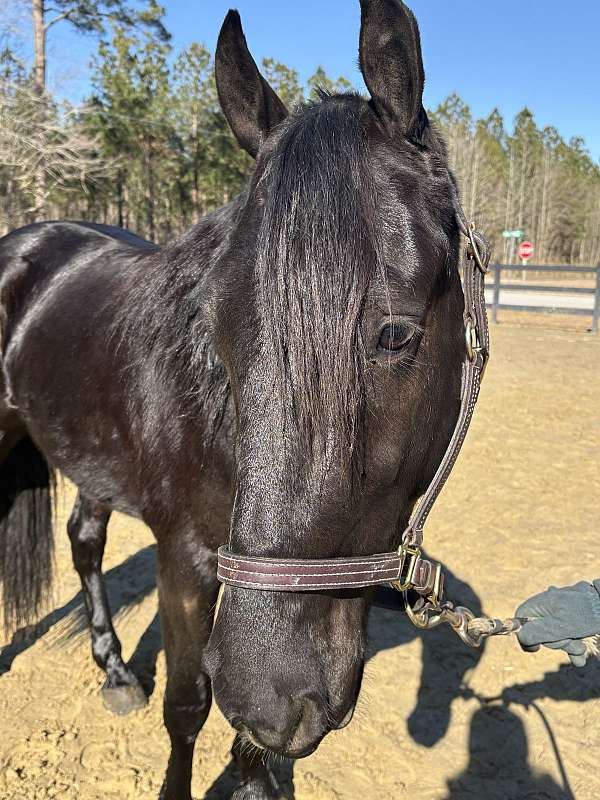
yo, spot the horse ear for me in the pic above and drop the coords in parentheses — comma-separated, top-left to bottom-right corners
(359, 0, 428, 143)
(215, 10, 288, 158)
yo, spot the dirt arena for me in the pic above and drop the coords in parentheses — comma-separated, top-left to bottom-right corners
(1, 320, 599, 800)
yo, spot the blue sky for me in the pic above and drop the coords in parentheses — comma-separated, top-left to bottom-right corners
(38, 0, 600, 162)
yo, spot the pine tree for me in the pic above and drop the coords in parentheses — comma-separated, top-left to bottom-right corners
(3, 12, 599, 264)
(86, 4, 174, 239)
(307, 66, 353, 100)
(29, 0, 168, 215)
(173, 43, 250, 220)
(261, 58, 304, 109)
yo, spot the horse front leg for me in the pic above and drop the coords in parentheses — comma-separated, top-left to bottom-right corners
(67, 491, 146, 714)
(157, 539, 220, 800)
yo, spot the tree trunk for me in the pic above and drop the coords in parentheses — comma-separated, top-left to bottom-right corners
(191, 110, 199, 213)
(468, 134, 479, 221)
(504, 145, 514, 263)
(5, 177, 14, 232)
(145, 139, 155, 241)
(117, 169, 125, 229)
(123, 181, 130, 230)
(32, 0, 46, 94)
(32, 0, 47, 218)
(538, 148, 550, 263)
(517, 142, 528, 231)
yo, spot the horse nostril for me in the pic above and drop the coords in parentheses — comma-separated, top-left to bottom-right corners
(284, 697, 327, 756)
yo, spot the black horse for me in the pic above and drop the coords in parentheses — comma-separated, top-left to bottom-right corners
(0, 1, 469, 797)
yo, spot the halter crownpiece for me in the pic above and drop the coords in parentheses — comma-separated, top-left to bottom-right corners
(217, 202, 520, 648)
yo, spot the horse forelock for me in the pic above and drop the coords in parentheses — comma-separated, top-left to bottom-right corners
(254, 95, 379, 473)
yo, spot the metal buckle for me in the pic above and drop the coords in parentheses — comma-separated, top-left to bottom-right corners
(465, 318, 489, 379)
(391, 544, 421, 592)
(428, 562, 444, 607)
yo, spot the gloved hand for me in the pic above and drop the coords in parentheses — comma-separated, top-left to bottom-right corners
(516, 580, 600, 667)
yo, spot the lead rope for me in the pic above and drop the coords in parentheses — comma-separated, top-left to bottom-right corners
(393, 202, 528, 648)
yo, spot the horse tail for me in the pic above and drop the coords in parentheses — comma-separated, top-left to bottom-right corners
(0, 435, 55, 634)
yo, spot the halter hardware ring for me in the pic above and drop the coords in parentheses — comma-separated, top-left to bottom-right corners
(465, 318, 480, 362)
(467, 223, 489, 274)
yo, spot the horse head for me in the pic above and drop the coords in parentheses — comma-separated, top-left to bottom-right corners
(204, 0, 465, 758)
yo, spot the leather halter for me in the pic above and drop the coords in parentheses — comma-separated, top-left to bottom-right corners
(217, 195, 491, 600)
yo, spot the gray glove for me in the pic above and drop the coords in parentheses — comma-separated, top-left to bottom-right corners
(516, 580, 600, 667)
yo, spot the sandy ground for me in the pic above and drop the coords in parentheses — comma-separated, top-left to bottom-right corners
(1, 321, 599, 800)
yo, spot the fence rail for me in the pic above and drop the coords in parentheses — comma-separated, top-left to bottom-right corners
(487, 263, 600, 333)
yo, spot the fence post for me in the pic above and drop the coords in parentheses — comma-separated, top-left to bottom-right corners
(492, 264, 501, 324)
(592, 264, 600, 334)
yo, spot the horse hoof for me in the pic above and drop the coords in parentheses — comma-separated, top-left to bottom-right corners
(101, 682, 147, 715)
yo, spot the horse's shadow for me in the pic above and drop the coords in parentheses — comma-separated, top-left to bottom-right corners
(202, 759, 296, 800)
(0, 544, 160, 690)
(368, 558, 485, 747)
(3, 544, 599, 800)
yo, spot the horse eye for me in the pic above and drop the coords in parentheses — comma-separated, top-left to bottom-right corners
(378, 322, 414, 352)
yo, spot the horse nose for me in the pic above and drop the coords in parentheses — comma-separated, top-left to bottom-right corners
(244, 695, 327, 758)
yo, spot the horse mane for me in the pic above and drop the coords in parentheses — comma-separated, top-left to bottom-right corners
(110, 199, 244, 452)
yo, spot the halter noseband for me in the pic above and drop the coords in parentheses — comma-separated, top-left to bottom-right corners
(217, 199, 491, 608)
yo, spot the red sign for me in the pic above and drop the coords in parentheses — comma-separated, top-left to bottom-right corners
(518, 241, 534, 261)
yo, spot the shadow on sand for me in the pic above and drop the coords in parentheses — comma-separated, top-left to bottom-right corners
(2, 543, 598, 799)
(368, 558, 486, 748)
(440, 659, 600, 800)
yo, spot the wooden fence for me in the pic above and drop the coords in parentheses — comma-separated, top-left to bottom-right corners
(487, 263, 600, 333)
